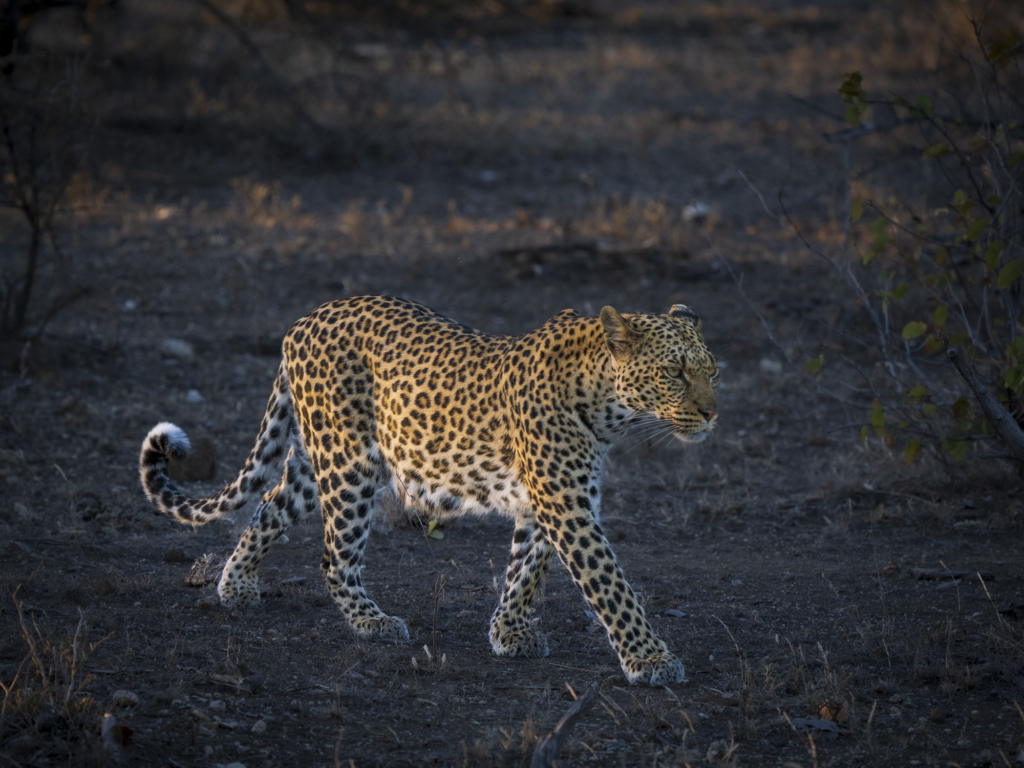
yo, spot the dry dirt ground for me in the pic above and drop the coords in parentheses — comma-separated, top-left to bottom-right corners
(2, 1, 1024, 766)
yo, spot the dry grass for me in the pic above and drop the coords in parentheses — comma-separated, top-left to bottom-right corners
(0, 591, 109, 765)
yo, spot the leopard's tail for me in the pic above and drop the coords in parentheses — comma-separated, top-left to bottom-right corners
(139, 363, 295, 524)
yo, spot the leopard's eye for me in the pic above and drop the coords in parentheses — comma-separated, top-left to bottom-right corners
(665, 365, 688, 383)
(710, 367, 720, 383)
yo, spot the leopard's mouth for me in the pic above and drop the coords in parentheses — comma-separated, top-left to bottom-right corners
(672, 416, 716, 443)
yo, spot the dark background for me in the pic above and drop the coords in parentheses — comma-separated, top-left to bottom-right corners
(1, 1, 1023, 766)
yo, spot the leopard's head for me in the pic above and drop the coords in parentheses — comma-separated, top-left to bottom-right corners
(600, 304, 719, 443)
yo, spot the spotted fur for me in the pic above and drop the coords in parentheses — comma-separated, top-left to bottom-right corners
(139, 296, 719, 685)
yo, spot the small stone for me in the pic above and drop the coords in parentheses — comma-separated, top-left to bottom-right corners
(94, 579, 114, 595)
(225, 763, 247, 768)
(163, 547, 187, 563)
(185, 553, 224, 587)
(759, 358, 784, 375)
(76, 494, 104, 521)
(208, 700, 226, 712)
(682, 201, 709, 222)
(251, 719, 267, 734)
(159, 339, 194, 361)
(194, 595, 221, 609)
(14, 502, 33, 521)
(242, 670, 265, 694)
(110, 690, 140, 708)
(930, 707, 949, 723)
(185, 389, 204, 404)
(706, 739, 731, 763)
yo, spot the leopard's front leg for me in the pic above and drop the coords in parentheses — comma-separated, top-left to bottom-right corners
(543, 510, 684, 685)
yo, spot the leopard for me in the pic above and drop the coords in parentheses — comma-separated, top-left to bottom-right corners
(139, 296, 719, 686)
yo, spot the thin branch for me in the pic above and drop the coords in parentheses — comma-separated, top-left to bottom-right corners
(193, 0, 323, 133)
(735, 168, 783, 226)
(787, 94, 845, 122)
(823, 112, 1023, 144)
(941, 333, 1024, 464)
(710, 238, 860, 408)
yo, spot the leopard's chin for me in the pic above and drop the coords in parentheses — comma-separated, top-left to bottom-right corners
(674, 430, 708, 444)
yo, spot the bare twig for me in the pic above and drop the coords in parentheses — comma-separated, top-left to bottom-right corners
(911, 568, 993, 580)
(193, 0, 323, 133)
(531, 685, 598, 768)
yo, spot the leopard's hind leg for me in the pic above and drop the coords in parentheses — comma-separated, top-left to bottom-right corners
(218, 432, 319, 607)
(315, 453, 407, 642)
(490, 517, 554, 657)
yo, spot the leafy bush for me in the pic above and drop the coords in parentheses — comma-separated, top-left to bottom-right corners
(761, 8, 1024, 466)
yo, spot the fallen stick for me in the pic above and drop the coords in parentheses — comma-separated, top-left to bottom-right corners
(531, 685, 598, 768)
(497, 240, 661, 259)
(911, 568, 993, 581)
(497, 240, 600, 258)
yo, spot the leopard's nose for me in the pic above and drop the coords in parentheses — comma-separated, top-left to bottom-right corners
(699, 408, 718, 422)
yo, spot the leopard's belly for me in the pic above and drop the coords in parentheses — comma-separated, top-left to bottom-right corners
(388, 452, 529, 518)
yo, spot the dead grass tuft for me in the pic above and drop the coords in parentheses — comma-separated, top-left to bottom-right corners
(0, 591, 110, 765)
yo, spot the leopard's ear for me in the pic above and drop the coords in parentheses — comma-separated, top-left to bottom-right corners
(600, 306, 641, 361)
(669, 304, 701, 331)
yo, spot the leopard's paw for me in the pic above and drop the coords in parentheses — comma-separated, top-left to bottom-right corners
(622, 652, 686, 686)
(217, 573, 260, 608)
(490, 626, 550, 658)
(353, 615, 409, 643)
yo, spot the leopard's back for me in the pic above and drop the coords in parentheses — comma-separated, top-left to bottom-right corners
(282, 296, 526, 519)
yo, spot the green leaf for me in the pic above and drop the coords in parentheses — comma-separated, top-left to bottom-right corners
(1011, 150, 1024, 168)
(869, 216, 889, 256)
(966, 217, 990, 242)
(946, 440, 969, 462)
(845, 106, 862, 127)
(924, 333, 944, 355)
(904, 439, 921, 465)
(934, 247, 949, 266)
(860, 425, 869, 443)
(851, 197, 864, 223)
(953, 189, 968, 206)
(923, 142, 949, 158)
(871, 399, 885, 437)
(988, 38, 1019, 62)
(951, 396, 971, 420)
(914, 94, 933, 114)
(985, 241, 1004, 270)
(902, 321, 928, 339)
(893, 283, 910, 300)
(839, 71, 865, 103)
(998, 259, 1024, 289)
(907, 384, 929, 401)
(932, 304, 948, 329)
(804, 354, 824, 375)
(427, 519, 444, 540)
(922, 403, 937, 416)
